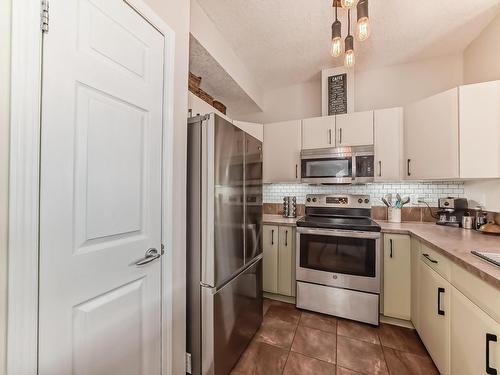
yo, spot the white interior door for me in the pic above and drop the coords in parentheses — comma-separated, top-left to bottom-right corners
(39, 0, 165, 374)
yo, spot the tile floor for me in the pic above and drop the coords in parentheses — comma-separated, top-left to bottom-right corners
(231, 298, 439, 375)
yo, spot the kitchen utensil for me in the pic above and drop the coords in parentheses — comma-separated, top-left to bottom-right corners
(385, 194, 392, 207)
(479, 222, 500, 235)
(400, 196, 410, 206)
(396, 193, 402, 206)
(381, 197, 390, 207)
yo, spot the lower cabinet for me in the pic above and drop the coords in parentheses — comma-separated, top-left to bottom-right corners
(263, 225, 296, 297)
(419, 261, 451, 375)
(451, 286, 500, 375)
(383, 234, 411, 320)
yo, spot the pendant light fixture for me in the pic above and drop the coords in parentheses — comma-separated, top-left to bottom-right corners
(344, 9, 355, 68)
(340, 0, 357, 10)
(329, 0, 370, 67)
(356, 0, 370, 42)
(331, 3, 342, 57)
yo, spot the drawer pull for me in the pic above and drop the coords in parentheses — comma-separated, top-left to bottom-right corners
(437, 287, 445, 316)
(390, 239, 393, 258)
(486, 333, 497, 375)
(285, 230, 288, 247)
(423, 253, 438, 264)
(271, 230, 274, 245)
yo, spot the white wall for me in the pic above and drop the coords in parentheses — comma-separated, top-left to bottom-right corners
(0, 0, 10, 373)
(238, 54, 464, 124)
(463, 12, 500, 212)
(236, 80, 322, 123)
(464, 12, 500, 85)
(141, 1, 190, 374)
(190, 0, 263, 109)
(355, 54, 464, 111)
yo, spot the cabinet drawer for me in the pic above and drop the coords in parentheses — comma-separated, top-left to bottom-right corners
(451, 263, 500, 324)
(421, 243, 451, 281)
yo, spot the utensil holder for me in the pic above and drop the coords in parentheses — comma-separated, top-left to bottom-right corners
(388, 207, 401, 223)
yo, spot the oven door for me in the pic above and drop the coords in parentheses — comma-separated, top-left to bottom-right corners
(296, 227, 381, 294)
(300, 153, 353, 184)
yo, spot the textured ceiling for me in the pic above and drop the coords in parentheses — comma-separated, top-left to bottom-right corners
(189, 35, 261, 116)
(197, 0, 500, 91)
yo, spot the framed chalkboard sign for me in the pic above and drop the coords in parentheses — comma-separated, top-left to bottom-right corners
(321, 67, 354, 116)
(327, 73, 347, 115)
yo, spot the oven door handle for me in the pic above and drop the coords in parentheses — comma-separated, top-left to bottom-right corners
(297, 227, 381, 239)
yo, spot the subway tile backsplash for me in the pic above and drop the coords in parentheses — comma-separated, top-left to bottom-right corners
(263, 181, 465, 206)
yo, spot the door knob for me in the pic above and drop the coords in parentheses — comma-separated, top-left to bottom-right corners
(135, 248, 162, 267)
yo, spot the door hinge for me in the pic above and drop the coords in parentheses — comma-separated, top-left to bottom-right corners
(41, 0, 49, 33)
(185, 352, 192, 374)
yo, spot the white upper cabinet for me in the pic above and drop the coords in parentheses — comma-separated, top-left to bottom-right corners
(233, 120, 264, 142)
(404, 88, 459, 180)
(263, 120, 302, 183)
(459, 80, 500, 179)
(302, 116, 336, 150)
(336, 110, 374, 147)
(374, 107, 404, 181)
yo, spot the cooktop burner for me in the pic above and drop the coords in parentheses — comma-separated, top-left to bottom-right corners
(298, 194, 381, 232)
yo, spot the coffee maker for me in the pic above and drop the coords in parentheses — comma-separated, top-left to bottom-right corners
(436, 197, 468, 227)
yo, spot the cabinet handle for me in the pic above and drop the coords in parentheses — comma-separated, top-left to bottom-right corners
(295, 164, 298, 179)
(271, 230, 274, 245)
(378, 161, 382, 177)
(407, 159, 411, 176)
(328, 129, 332, 145)
(423, 253, 438, 264)
(437, 287, 445, 316)
(285, 230, 288, 247)
(339, 128, 343, 144)
(486, 333, 497, 375)
(389, 239, 393, 258)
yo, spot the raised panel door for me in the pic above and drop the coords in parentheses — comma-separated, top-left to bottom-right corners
(278, 227, 296, 297)
(374, 107, 404, 181)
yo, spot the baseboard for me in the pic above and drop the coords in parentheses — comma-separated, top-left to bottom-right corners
(263, 292, 296, 305)
(380, 314, 415, 329)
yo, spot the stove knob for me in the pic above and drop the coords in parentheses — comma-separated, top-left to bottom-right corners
(312, 198, 317, 203)
(365, 198, 370, 204)
(306, 198, 311, 203)
(358, 198, 363, 204)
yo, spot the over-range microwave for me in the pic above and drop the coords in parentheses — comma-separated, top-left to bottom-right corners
(300, 146, 374, 184)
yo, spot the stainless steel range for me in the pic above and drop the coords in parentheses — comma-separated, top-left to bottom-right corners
(296, 194, 381, 325)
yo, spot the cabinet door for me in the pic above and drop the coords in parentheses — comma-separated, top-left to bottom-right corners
(410, 238, 421, 331)
(302, 116, 335, 150)
(383, 234, 411, 320)
(263, 120, 301, 182)
(419, 262, 451, 375)
(336, 110, 374, 147)
(451, 286, 500, 375)
(262, 225, 279, 293)
(404, 88, 459, 180)
(374, 108, 403, 181)
(277, 227, 296, 297)
(459, 81, 500, 178)
(233, 120, 264, 142)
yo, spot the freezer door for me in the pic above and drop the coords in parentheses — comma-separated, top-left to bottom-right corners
(245, 134, 263, 263)
(211, 115, 246, 286)
(201, 257, 263, 375)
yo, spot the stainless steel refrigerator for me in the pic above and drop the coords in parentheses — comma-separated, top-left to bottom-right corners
(187, 113, 263, 375)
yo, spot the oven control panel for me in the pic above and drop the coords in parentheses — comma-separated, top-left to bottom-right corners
(305, 194, 371, 208)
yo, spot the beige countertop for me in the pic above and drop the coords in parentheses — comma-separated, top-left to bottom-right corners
(262, 214, 500, 289)
(262, 214, 301, 226)
(378, 221, 500, 290)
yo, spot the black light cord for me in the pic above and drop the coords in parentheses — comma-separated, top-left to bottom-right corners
(419, 200, 439, 219)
